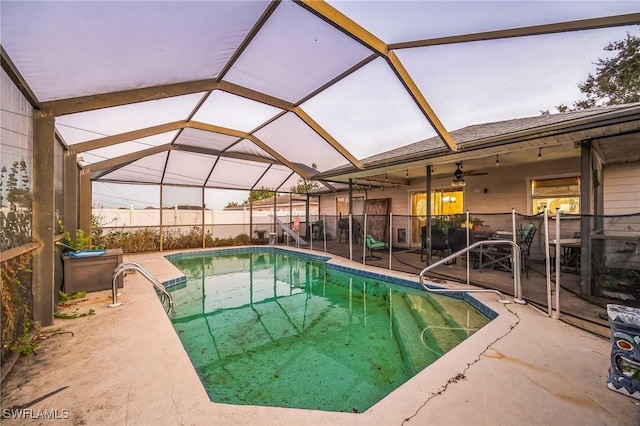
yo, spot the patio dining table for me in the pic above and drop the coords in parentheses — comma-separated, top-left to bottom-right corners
(550, 238, 581, 273)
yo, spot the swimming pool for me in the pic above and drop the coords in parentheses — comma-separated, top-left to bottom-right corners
(166, 247, 494, 413)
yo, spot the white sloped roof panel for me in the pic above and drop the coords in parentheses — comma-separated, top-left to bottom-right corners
(395, 26, 637, 131)
(1, 1, 270, 101)
(302, 58, 435, 159)
(224, 1, 372, 103)
(254, 165, 297, 190)
(56, 93, 204, 145)
(174, 128, 240, 152)
(254, 112, 349, 172)
(330, 0, 640, 44)
(206, 157, 272, 190)
(2, 0, 637, 210)
(191, 90, 283, 132)
(93, 152, 169, 184)
(163, 151, 218, 186)
(226, 139, 275, 161)
(81, 133, 177, 166)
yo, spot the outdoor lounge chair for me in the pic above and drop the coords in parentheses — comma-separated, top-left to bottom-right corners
(364, 235, 388, 260)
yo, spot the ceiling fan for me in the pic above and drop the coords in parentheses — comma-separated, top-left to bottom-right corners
(451, 162, 488, 187)
(451, 162, 466, 187)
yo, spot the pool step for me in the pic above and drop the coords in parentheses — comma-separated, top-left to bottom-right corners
(403, 293, 467, 356)
(387, 291, 441, 376)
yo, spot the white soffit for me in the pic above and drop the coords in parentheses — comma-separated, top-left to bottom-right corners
(396, 26, 637, 131)
(56, 93, 205, 145)
(163, 151, 218, 186)
(191, 90, 283, 132)
(254, 112, 348, 172)
(329, 0, 640, 43)
(224, 1, 372, 103)
(302, 58, 436, 159)
(1, 1, 269, 101)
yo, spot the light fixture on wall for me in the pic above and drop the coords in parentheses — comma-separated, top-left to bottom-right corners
(495, 155, 500, 166)
(451, 162, 466, 187)
(538, 148, 542, 160)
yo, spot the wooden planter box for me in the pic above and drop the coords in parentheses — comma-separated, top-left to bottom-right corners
(62, 248, 124, 294)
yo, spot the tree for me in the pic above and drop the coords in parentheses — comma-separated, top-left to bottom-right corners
(291, 163, 319, 194)
(245, 187, 274, 204)
(557, 31, 640, 112)
(225, 201, 239, 208)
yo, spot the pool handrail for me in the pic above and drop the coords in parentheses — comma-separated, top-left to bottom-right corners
(109, 261, 174, 314)
(419, 240, 525, 305)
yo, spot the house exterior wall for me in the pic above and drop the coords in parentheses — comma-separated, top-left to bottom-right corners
(603, 162, 640, 215)
(317, 157, 584, 247)
(601, 161, 640, 271)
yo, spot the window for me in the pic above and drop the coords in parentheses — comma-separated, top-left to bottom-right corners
(531, 177, 580, 215)
(410, 189, 464, 244)
(336, 196, 348, 215)
(336, 195, 364, 215)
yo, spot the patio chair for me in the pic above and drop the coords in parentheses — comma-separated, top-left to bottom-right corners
(519, 224, 536, 256)
(518, 224, 536, 278)
(421, 226, 448, 262)
(446, 227, 468, 264)
(312, 220, 324, 240)
(337, 218, 349, 242)
(364, 235, 388, 260)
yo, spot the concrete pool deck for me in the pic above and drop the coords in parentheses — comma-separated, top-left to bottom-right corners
(2, 247, 639, 425)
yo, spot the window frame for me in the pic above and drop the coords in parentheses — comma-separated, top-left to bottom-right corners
(528, 174, 580, 215)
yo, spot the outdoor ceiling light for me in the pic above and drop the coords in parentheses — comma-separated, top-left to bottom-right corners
(496, 155, 500, 166)
(538, 148, 542, 159)
(452, 162, 466, 187)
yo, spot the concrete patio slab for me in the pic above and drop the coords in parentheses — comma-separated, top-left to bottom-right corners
(1, 248, 639, 425)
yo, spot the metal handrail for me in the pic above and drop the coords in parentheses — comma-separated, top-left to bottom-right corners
(419, 240, 526, 304)
(109, 261, 174, 314)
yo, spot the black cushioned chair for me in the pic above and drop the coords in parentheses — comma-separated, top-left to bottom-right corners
(447, 227, 468, 264)
(421, 226, 448, 262)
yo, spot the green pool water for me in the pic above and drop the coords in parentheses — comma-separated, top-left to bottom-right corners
(168, 249, 490, 413)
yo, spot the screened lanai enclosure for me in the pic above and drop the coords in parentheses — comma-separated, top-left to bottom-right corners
(1, 0, 640, 335)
